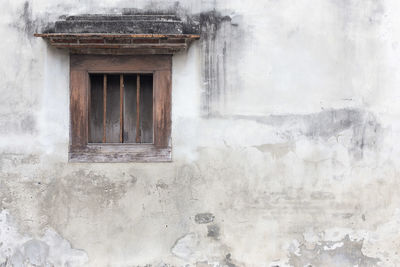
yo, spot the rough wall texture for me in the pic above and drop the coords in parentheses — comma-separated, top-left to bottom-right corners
(1, 0, 400, 266)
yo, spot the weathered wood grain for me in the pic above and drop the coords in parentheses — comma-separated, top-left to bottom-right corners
(89, 74, 103, 143)
(105, 75, 120, 143)
(154, 69, 172, 147)
(140, 74, 153, 143)
(103, 74, 107, 143)
(69, 54, 172, 162)
(70, 55, 171, 71)
(136, 74, 141, 143)
(70, 70, 88, 148)
(120, 74, 124, 143)
(69, 48, 179, 55)
(35, 33, 200, 39)
(123, 74, 137, 143)
(51, 43, 187, 50)
(69, 144, 171, 163)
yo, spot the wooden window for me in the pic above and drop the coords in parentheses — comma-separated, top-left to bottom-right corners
(69, 55, 172, 162)
(88, 73, 153, 144)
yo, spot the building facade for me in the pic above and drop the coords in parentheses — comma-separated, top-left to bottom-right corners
(0, 0, 399, 266)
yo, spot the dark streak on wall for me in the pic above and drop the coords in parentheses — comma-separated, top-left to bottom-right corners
(11, 1, 55, 39)
(200, 11, 233, 116)
(228, 108, 383, 160)
(28, 2, 243, 116)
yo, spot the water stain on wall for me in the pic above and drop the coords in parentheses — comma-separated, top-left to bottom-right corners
(26, 0, 244, 117)
(12, 2, 35, 37)
(41, 170, 136, 230)
(200, 11, 234, 116)
(233, 108, 383, 160)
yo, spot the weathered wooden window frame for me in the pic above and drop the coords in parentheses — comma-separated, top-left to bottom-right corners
(69, 54, 172, 162)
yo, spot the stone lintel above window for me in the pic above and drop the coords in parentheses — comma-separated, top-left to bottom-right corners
(34, 14, 200, 55)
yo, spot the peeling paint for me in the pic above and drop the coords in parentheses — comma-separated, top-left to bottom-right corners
(195, 213, 215, 224)
(171, 233, 198, 260)
(0, 210, 88, 266)
(288, 235, 379, 267)
(207, 224, 220, 239)
(1, 0, 400, 266)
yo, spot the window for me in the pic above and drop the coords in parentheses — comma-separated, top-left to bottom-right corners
(88, 73, 153, 144)
(69, 55, 172, 162)
(34, 14, 200, 162)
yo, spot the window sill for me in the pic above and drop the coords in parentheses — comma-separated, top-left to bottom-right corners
(69, 144, 171, 163)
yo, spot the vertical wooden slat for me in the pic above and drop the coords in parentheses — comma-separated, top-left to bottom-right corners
(120, 74, 124, 143)
(88, 74, 91, 142)
(103, 74, 107, 143)
(70, 70, 88, 148)
(139, 75, 153, 143)
(122, 75, 137, 143)
(154, 70, 172, 147)
(136, 74, 141, 143)
(88, 75, 104, 143)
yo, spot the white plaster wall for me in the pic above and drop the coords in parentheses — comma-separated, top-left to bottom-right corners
(1, 0, 400, 266)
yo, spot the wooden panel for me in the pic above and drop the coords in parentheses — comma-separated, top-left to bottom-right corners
(103, 74, 107, 143)
(37, 33, 200, 55)
(78, 38, 104, 44)
(69, 144, 171, 163)
(140, 74, 153, 143)
(136, 75, 141, 143)
(69, 48, 178, 55)
(89, 74, 103, 143)
(51, 43, 187, 50)
(120, 75, 124, 143)
(70, 55, 171, 72)
(35, 33, 200, 39)
(70, 70, 88, 148)
(50, 38, 78, 43)
(69, 54, 172, 162)
(154, 69, 172, 147)
(123, 75, 137, 143)
(105, 75, 121, 143)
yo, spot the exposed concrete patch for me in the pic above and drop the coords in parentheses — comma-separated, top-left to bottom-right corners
(172, 164, 204, 215)
(275, 209, 400, 267)
(0, 181, 13, 208)
(22, 239, 49, 266)
(207, 224, 220, 239)
(170, 230, 234, 265)
(195, 213, 215, 224)
(253, 142, 294, 158)
(0, 210, 88, 266)
(0, 153, 40, 169)
(41, 170, 135, 230)
(224, 253, 238, 267)
(288, 235, 379, 267)
(156, 180, 169, 190)
(310, 191, 335, 200)
(171, 233, 199, 261)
